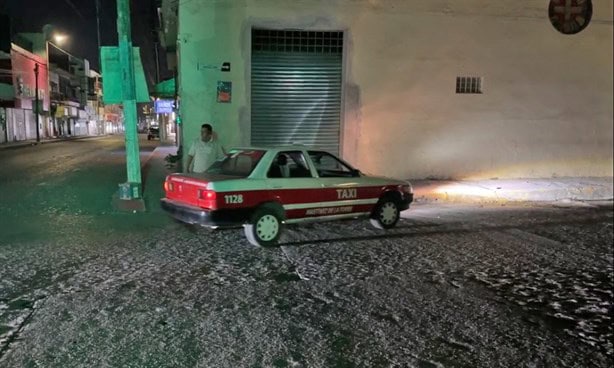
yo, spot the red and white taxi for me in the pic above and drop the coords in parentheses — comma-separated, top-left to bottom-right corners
(161, 146, 413, 246)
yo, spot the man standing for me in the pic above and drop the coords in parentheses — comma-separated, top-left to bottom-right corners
(186, 123, 226, 173)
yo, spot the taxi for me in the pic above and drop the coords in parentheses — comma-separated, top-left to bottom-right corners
(160, 146, 413, 246)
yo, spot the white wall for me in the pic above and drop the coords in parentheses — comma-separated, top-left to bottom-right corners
(178, 0, 613, 179)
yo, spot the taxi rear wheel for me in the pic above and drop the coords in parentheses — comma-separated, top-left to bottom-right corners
(370, 197, 400, 230)
(244, 206, 283, 247)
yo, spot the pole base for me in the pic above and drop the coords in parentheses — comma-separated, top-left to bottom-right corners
(118, 182, 142, 199)
(112, 182, 146, 212)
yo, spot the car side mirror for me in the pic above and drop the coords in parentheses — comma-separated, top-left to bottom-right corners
(351, 169, 361, 177)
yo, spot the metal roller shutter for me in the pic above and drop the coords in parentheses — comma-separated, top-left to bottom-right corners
(251, 30, 343, 155)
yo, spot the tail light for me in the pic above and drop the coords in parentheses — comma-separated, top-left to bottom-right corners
(164, 181, 174, 192)
(198, 189, 217, 209)
(198, 189, 216, 200)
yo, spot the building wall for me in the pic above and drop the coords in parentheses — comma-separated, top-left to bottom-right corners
(3, 108, 45, 142)
(10, 44, 50, 112)
(178, 0, 613, 179)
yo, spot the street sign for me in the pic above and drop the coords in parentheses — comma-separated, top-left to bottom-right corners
(100, 46, 150, 104)
(155, 99, 175, 113)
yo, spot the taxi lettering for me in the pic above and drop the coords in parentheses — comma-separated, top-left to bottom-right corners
(336, 188, 357, 199)
(306, 206, 353, 216)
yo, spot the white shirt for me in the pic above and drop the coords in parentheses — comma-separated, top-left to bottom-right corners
(188, 138, 225, 173)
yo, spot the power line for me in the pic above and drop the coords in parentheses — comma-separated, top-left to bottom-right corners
(62, 0, 86, 21)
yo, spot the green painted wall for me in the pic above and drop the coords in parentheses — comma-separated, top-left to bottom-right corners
(178, 2, 248, 171)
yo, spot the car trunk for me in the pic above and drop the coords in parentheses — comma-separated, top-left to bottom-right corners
(164, 173, 239, 209)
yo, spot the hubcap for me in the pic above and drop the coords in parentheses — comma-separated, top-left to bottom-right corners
(256, 214, 279, 241)
(380, 202, 398, 225)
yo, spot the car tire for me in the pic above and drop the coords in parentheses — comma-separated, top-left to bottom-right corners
(244, 205, 283, 247)
(370, 197, 401, 230)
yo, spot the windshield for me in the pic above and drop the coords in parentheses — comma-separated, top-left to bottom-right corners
(205, 150, 266, 177)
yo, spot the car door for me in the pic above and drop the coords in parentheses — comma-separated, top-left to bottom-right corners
(307, 151, 380, 217)
(265, 150, 323, 220)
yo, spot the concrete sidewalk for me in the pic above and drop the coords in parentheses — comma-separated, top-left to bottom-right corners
(411, 177, 613, 204)
(141, 145, 180, 212)
(142, 145, 613, 205)
(0, 135, 110, 150)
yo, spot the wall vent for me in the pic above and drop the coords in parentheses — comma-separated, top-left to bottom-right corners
(252, 29, 343, 54)
(456, 76, 482, 94)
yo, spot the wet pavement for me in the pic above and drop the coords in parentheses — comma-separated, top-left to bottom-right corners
(0, 136, 612, 367)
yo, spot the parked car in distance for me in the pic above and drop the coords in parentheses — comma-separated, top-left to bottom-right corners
(160, 145, 413, 246)
(147, 127, 160, 140)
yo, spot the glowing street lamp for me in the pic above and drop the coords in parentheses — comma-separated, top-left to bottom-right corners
(53, 34, 68, 45)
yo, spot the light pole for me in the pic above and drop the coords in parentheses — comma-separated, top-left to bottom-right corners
(43, 28, 69, 138)
(117, 0, 142, 199)
(96, 0, 102, 64)
(34, 63, 40, 143)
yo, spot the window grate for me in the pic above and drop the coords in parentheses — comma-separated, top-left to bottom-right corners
(252, 29, 343, 54)
(456, 76, 483, 94)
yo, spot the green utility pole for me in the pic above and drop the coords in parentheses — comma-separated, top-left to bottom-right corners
(116, 0, 142, 199)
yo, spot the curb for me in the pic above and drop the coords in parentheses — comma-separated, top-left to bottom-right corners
(411, 178, 614, 205)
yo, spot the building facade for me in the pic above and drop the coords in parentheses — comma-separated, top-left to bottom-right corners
(0, 43, 48, 143)
(0, 26, 108, 143)
(47, 41, 91, 138)
(87, 69, 106, 136)
(170, 0, 613, 179)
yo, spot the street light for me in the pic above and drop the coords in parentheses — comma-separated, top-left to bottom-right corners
(53, 34, 68, 45)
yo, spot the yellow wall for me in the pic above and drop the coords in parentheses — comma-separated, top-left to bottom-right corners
(178, 0, 613, 179)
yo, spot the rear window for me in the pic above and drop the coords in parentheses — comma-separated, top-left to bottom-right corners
(205, 150, 265, 177)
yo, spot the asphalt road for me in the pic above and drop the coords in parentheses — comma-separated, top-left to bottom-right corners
(0, 136, 612, 368)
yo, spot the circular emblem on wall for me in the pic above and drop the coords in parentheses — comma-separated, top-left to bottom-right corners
(549, 0, 593, 35)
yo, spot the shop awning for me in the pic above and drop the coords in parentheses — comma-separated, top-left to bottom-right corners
(153, 78, 175, 99)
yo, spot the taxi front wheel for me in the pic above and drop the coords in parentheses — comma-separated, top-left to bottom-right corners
(370, 198, 400, 230)
(244, 206, 283, 247)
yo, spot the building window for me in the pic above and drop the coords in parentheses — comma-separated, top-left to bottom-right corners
(456, 76, 482, 94)
(548, 0, 592, 35)
(252, 29, 343, 54)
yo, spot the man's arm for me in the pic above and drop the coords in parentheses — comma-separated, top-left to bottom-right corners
(186, 154, 194, 173)
(212, 131, 226, 156)
(186, 141, 196, 173)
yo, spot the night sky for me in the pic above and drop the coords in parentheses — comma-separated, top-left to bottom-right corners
(1, 0, 167, 86)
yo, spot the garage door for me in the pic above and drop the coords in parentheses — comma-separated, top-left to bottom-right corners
(251, 29, 343, 155)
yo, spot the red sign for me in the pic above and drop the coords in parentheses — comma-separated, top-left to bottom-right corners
(11, 44, 49, 111)
(105, 113, 119, 123)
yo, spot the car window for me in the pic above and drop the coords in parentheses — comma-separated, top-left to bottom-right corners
(308, 151, 356, 178)
(268, 151, 313, 178)
(206, 150, 265, 177)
